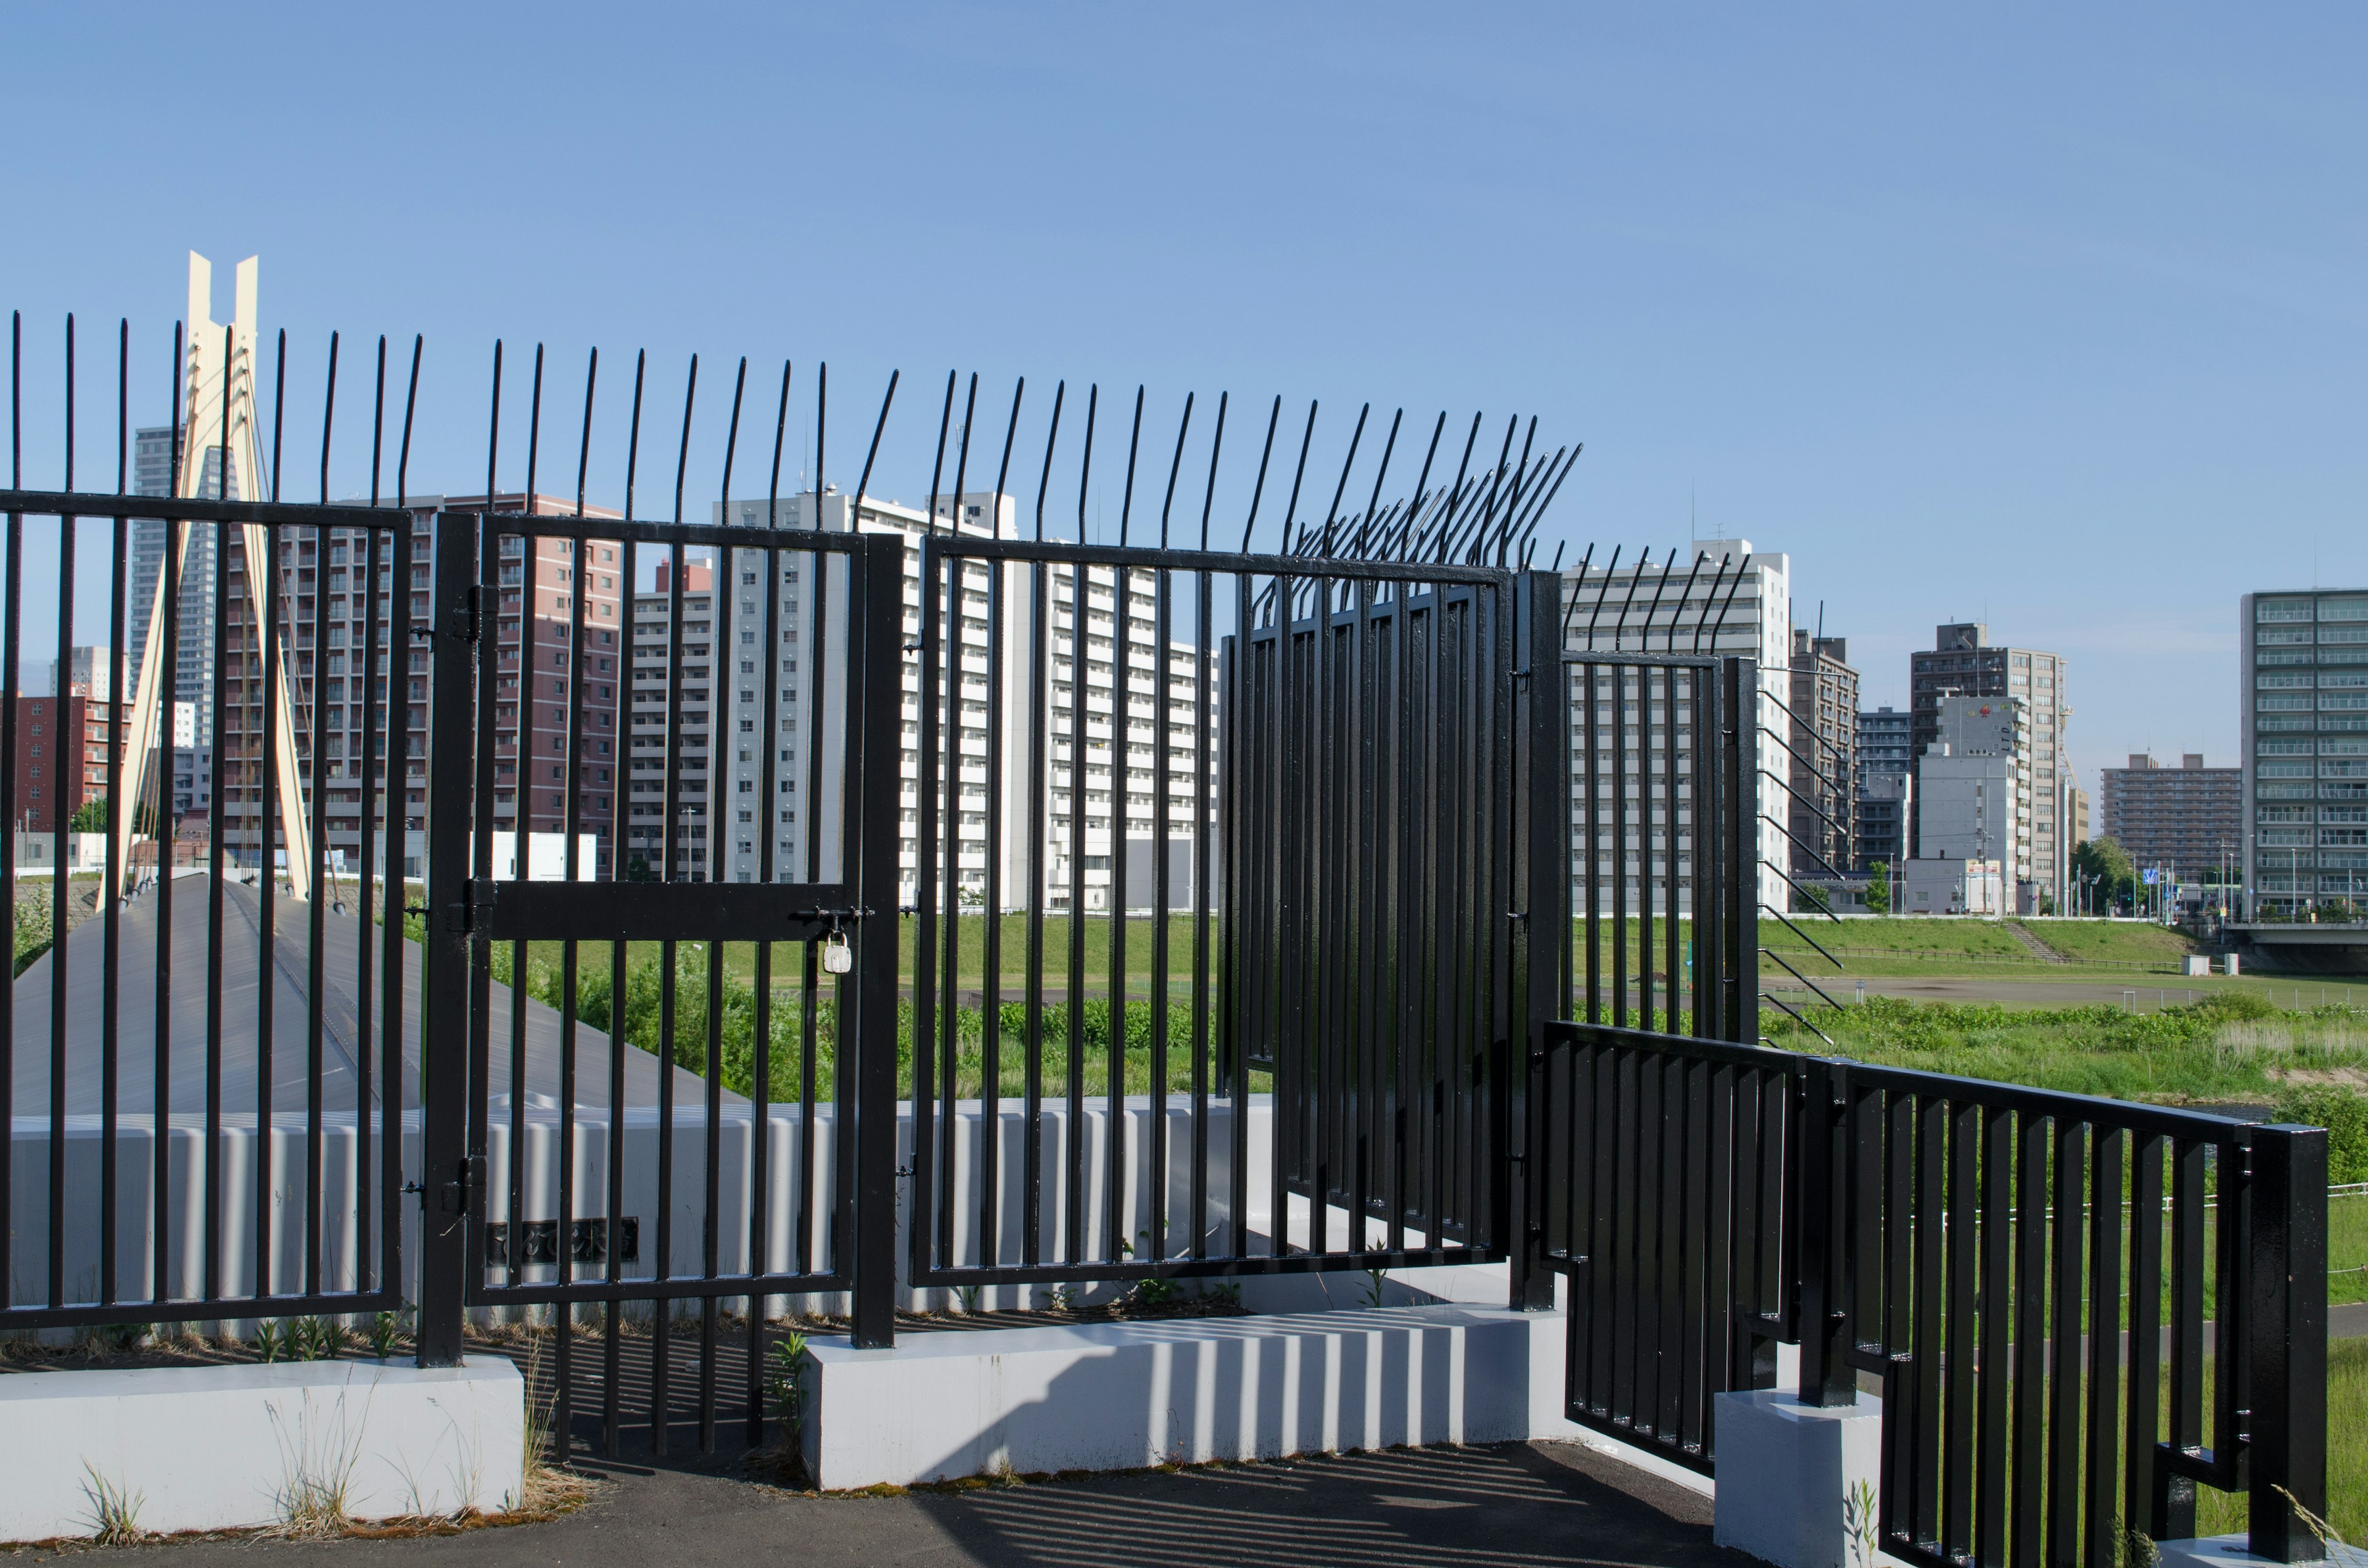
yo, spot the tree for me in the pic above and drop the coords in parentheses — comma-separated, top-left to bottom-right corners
(69, 798, 107, 833)
(2071, 837, 2136, 913)
(1864, 863, 1891, 914)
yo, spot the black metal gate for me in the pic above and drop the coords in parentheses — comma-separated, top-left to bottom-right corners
(418, 508, 905, 1451)
(903, 532, 1566, 1300)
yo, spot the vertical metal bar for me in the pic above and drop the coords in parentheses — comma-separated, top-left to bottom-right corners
(2084, 1125, 2124, 1568)
(1272, 571, 1296, 1257)
(1239, 597, 1262, 1246)
(1637, 662, 1655, 1032)
(1663, 669, 1680, 1028)
(1728, 658, 1759, 1045)
(605, 506, 637, 1456)
(1107, 551, 1132, 1267)
(1022, 546, 1049, 1270)
(2247, 1123, 2328, 1564)
(849, 534, 906, 1348)
(353, 507, 380, 1302)
(1151, 564, 1172, 1260)
(1584, 660, 1600, 1022)
(101, 321, 128, 1308)
(1611, 659, 1627, 1027)
(2046, 1118, 2084, 1568)
(2124, 1131, 2164, 1558)
(48, 316, 77, 1311)
(0, 312, 17, 1318)
(416, 511, 479, 1365)
(306, 404, 332, 1306)
(2156, 1136, 2206, 1541)
(972, 382, 1021, 1282)
(254, 511, 281, 1301)
(741, 357, 784, 1448)
(150, 322, 183, 1313)
(1510, 569, 1561, 1308)
(2012, 1110, 2047, 1568)
(1910, 1096, 1946, 1553)
(1796, 1056, 1851, 1405)
(1976, 1106, 2013, 1564)
(204, 326, 232, 1305)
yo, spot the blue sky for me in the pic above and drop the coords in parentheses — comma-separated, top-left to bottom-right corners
(3, 4, 2362, 792)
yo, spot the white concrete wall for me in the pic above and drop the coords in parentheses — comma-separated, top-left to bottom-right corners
(0, 1356, 523, 1541)
(804, 1303, 1565, 1489)
(11, 1096, 1515, 1321)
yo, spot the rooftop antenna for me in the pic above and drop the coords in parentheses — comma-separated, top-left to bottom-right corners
(1817, 599, 1824, 640)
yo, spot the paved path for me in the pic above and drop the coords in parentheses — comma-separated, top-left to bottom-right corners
(55, 1442, 1745, 1568)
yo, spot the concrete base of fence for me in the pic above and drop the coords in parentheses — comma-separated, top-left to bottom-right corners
(0, 1357, 524, 1542)
(802, 1303, 1580, 1490)
(2158, 1537, 2367, 1568)
(1709, 1387, 1883, 1568)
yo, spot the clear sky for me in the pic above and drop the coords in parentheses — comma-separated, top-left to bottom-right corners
(3, 4, 2362, 795)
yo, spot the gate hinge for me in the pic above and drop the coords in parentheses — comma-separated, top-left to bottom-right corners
(437, 1154, 486, 1219)
(448, 585, 484, 643)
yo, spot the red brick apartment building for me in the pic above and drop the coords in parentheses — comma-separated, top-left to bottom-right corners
(10, 687, 127, 830)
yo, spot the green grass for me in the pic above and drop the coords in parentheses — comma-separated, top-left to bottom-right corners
(2017, 920, 2200, 965)
(2191, 1334, 2366, 1543)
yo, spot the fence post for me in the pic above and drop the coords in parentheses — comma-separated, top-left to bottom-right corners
(2247, 1123, 2328, 1564)
(850, 534, 906, 1350)
(415, 511, 480, 1368)
(1795, 1056, 1854, 1406)
(1722, 657, 1760, 1045)
(1508, 569, 1564, 1312)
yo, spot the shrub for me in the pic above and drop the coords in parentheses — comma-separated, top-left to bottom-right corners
(2272, 1084, 2368, 1186)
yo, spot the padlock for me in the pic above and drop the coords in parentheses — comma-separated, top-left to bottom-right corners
(821, 929, 853, 975)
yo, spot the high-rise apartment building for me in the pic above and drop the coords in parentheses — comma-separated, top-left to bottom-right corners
(1858, 705, 1912, 776)
(1787, 630, 1857, 892)
(1562, 545, 1794, 915)
(704, 490, 1217, 908)
(191, 495, 623, 878)
(129, 425, 228, 747)
(2241, 589, 2368, 914)
(1908, 623, 2070, 912)
(1855, 705, 1912, 874)
(2097, 754, 2241, 882)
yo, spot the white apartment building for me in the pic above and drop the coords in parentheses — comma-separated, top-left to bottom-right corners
(1560, 544, 1794, 916)
(705, 490, 1216, 908)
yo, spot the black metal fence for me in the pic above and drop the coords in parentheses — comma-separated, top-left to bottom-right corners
(1534, 1018, 2334, 1564)
(1798, 1057, 2329, 1567)
(2, 316, 419, 1336)
(0, 309, 2333, 1553)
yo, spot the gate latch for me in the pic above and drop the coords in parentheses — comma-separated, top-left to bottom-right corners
(437, 1154, 486, 1219)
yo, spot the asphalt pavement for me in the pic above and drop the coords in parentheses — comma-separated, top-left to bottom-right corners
(23, 1441, 1746, 1568)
